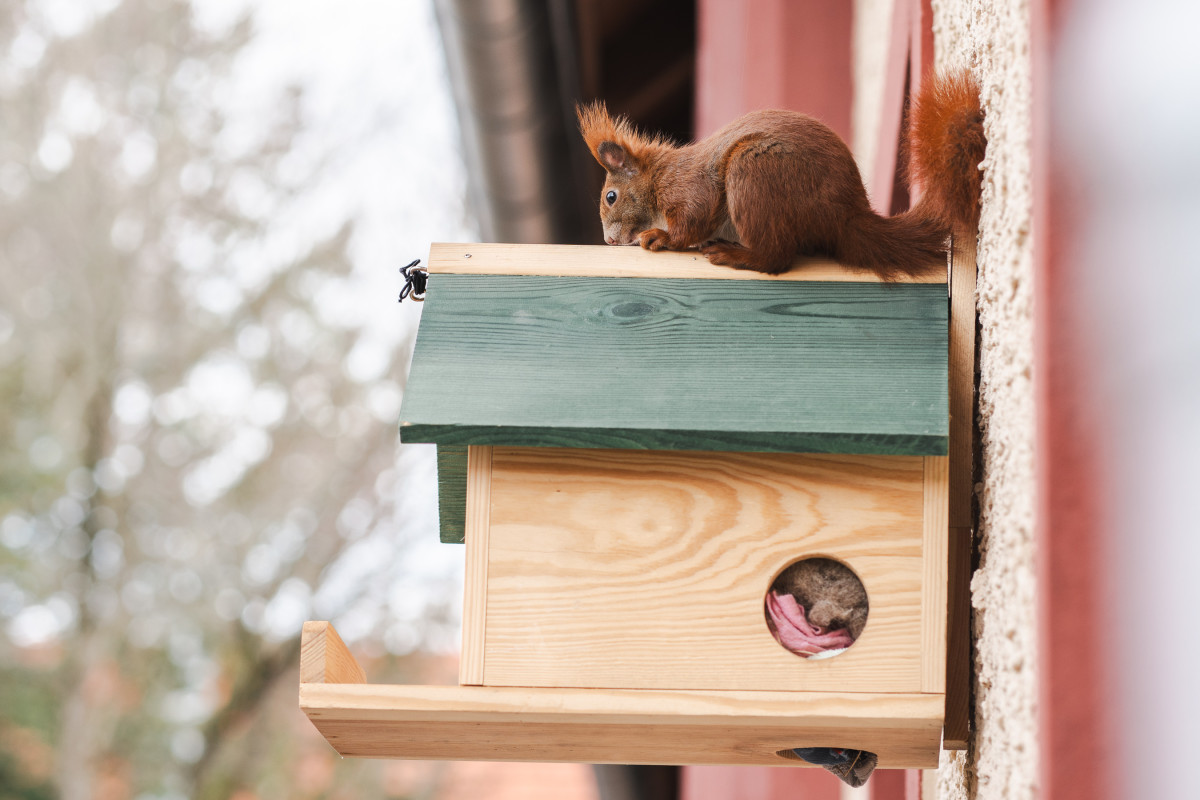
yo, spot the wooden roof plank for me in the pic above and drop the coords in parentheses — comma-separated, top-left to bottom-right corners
(400, 270, 948, 455)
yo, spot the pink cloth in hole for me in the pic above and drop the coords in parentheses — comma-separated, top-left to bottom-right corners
(766, 591, 856, 657)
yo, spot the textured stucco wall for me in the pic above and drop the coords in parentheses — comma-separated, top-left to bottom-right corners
(852, 1, 1039, 797)
(930, 1, 1038, 799)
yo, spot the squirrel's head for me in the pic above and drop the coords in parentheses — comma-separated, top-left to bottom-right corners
(577, 102, 666, 245)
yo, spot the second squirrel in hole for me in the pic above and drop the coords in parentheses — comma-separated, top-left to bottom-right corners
(577, 71, 985, 278)
(774, 558, 869, 642)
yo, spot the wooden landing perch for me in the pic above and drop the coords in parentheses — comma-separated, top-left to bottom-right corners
(299, 622, 943, 767)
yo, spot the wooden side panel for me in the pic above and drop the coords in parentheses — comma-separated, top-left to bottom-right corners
(459, 446, 492, 686)
(920, 456, 949, 694)
(479, 447, 927, 693)
(949, 233, 978, 528)
(400, 275, 949, 455)
(300, 622, 366, 685)
(436, 445, 468, 544)
(427, 242, 945, 283)
(300, 683, 944, 768)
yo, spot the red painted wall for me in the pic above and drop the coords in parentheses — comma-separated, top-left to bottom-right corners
(681, 765, 841, 800)
(695, 0, 852, 138)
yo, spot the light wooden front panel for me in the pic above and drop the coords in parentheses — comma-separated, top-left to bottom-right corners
(469, 447, 928, 693)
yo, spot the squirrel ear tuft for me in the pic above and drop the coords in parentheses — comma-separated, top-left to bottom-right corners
(597, 141, 634, 175)
(578, 101, 642, 175)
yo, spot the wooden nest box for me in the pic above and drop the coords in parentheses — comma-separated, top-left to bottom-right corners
(301, 242, 973, 768)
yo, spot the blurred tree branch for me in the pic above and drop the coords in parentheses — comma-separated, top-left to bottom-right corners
(0, 2, 462, 798)
(189, 633, 300, 796)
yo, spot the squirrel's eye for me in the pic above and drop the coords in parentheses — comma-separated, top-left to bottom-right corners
(605, 190, 617, 206)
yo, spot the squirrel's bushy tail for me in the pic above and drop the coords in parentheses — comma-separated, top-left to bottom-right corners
(837, 211, 949, 278)
(838, 71, 986, 277)
(906, 70, 987, 237)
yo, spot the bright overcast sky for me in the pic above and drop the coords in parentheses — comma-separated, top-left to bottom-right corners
(196, 0, 475, 649)
(199, 0, 475, 335)
(21, 0, 474, 650)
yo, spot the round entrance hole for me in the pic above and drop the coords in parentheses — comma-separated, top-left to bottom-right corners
(764, 557, 868, 659)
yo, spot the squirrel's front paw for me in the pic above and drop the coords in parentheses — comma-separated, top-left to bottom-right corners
(638, 228, 671, 251)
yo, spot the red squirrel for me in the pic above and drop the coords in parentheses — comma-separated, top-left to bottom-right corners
(577, 72, 985, 277)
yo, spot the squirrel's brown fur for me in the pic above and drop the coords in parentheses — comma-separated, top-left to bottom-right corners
(774, 558, 869, 641)
(578, 71, 985, 277)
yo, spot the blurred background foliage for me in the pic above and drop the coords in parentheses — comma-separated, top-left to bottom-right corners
(0, 0, 475, 797)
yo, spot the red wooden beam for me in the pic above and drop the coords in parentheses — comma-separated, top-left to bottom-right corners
(695, 0, 851, 139)
(1032, 0, 1116, 799)
(869, 0, 912, 214)
(910, 0, 935, 97)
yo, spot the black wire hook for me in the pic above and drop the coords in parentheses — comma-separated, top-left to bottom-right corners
(398, 259, 428, 302)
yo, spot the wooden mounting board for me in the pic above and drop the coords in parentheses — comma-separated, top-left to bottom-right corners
(943, 232, 979, 749)
(299, 622, 944, 768)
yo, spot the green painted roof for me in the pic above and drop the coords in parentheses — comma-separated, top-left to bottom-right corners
(399, 273, 948, 456)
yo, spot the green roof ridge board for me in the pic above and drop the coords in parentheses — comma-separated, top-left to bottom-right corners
(401, 273, 948, 452)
